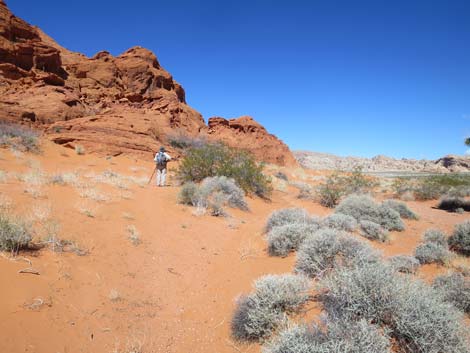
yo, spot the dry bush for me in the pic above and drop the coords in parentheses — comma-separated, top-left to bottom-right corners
(0, 212, 32, 254)
(414, 242, 451, 265)
(382, 199, 419, 219)
(265, 208, 319, 233)
(433, 272, 470, 314)
(359, 220, 389, 242)
(0, 122, 40, 153)
(448, 220, 470, 255)
(423, 229, 447, 246)
(267, 223, 320, 257)
(127, 225, 141, 246)
(322, 213, 357, 232)
(437, 196, 470, 213)
(388, 255, 420, 274)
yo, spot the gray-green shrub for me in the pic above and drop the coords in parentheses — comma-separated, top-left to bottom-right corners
(295, 228, 380, 278)
(267, 223, 320, 257)
(177, 182, 199, 205)
(322, 213, 357, 232)
(423, 229, 447, 247)
(433, 272, 470, 314)
(0, 212, 32, 253)
(335, 194, 404, 231)
(448, 220, 470, 255)
(359, 220, 389, 242)
(382, 199, 418, 220)
(414, 242, 451, 265)
(388, 255, 420, 274)
(0, 122, 40, 152)
(265, 208, 318, 233)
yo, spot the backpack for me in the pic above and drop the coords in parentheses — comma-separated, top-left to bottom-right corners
(156, 152, 167, 167)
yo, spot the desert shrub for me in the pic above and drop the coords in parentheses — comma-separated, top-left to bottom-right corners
(264, 319, 391, 353)
(274, 171, 288, 181)
(267, 223, 320, 257)
(423, 229, 447, 246)
(414, 242, 451, 265)
(290, 181, 313, 200)
(316, 167, 377, 208)
(448, 220, 470, 255)
(322, 213, 357, 232)
(177, 143, 272, 198)
(0, 122, 39, 152)
(231, 274, 310, 342)
(265, 208, 319, 233)
(199, 176, 249, 215)
(382, 199, 419, 219)
(391, 177, 416, 197)
(0, 212, 32, 253)
(433, 272, 470, 314)
(177, 182, 199, 205)
(414, 180, 443, 200)
(74, 145, 85, 155)
(388, 255, 420, 274)
(437, 196, 470, 212)
(319, 263, 470, 353)
(359, 220, 389, 242)
(335, 194, 404, 231)
(167, 131, 206, 150)
(295, 228, 380, 278)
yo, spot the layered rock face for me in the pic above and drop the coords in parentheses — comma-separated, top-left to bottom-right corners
(0, 0, 296, 164)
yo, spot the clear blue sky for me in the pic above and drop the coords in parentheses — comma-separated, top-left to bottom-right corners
(8, 0, 470, 159)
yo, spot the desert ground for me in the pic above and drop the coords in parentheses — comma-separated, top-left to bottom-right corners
(1, 140, 469, 353)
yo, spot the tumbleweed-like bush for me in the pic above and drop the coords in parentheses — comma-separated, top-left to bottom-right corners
(433, 272, 470, 314)
(382, 199, 419, 219)
(448, 220, 470, 255)
(0, 212, 32, 253)
(359, 220, 389, 242)
(295, 228, 380, 278)
(423, 229, 447, 247)
(388, 255, 420, 274)
(265, 208, 319, 233)
(177, 182, 199, 205)
(414, 242, 451, 265)
(322, 213, 357, 232)
(335, 194, 405, 231)
(267, 223, 320, 257)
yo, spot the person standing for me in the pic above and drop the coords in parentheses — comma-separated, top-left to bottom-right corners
(154, 146, 171, 187)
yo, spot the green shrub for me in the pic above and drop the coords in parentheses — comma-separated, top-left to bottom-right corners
(267, 223, 319, 257)
(448, 220, 470, 255)
(264, 319, 392, 353)
(414, 242, 451, 265)
(433, 272, 470, 314)
(335, 194, 404, 231)
(177, 143, 272, 198)
(0, 122, 40, 152)
(0, 212, 32, 253)
(388, 255, 420, 274)
(265, 208, 319, 233)
(295, 228, 380, 278)
(322, 213, 357, 232)
(359, 220, 389, 242)
(231, 274, 310, 342)
(382, 199, 419, 219)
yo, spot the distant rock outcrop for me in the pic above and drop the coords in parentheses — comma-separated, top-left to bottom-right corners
(0, 0, 295, 165)
(294, 151, 470, 173)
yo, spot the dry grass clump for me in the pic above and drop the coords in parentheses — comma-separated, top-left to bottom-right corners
(0, 122, 40, 153)
(335, 194, 405, 231)
(448, 220, 470, 255)
(290, 181, 314, 200)
(322, 213, 357, 232)
(231, 274, 310, 342)
(126, 225, 141, 246)
(0, 212, 33, 254)
(264, 318, 391, 353)
(359, 220, 389, 242)
(178, 176, 248, 216)
(295, 228, 380, 278)
(382, 199, 419, 219)
(433, 272, 470, 314)
(265, 208, 319, 233)
(267, 223, 320, 257)
(388, 255, 420, 274)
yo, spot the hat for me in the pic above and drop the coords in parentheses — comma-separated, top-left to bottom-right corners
(159, 146, 165, 152)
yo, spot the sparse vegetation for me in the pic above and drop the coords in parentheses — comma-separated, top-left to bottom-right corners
(335, 194, 405, 231)
(448, 220, 470, 255)
(177, 182, 199, 205)
(0, 121, 40, 153)
(231, 274, 310, 342)
(127, 225, 141, 246)
(322, 213, 357, 232)
(433, 272, 470, 314)
(295, 228, 380, 278)
(414, 241, 451, 265)
(167, 130, 206, 150)
(265, 208, 319, 233)
(267, 223, 319, 257)
(359, 220, 389, 242)
(177, 143, 272, 198)
(388, 255, 420, 274)
(438, 196, 470, 212)
(423, 229, 447, 246)
(0, 212, 32, 253)
(75, 145, 85, 155)
(382, 199, 418, 219)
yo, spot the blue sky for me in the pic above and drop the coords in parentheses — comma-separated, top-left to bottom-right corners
(8, 0, 470, 159)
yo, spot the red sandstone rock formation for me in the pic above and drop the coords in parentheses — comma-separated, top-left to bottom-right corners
(0, 0, 296, 165)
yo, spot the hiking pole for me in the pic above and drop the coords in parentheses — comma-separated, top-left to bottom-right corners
(148, 166, 157, 185)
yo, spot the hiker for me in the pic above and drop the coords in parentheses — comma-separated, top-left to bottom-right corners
(154, 146, 171, 187)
